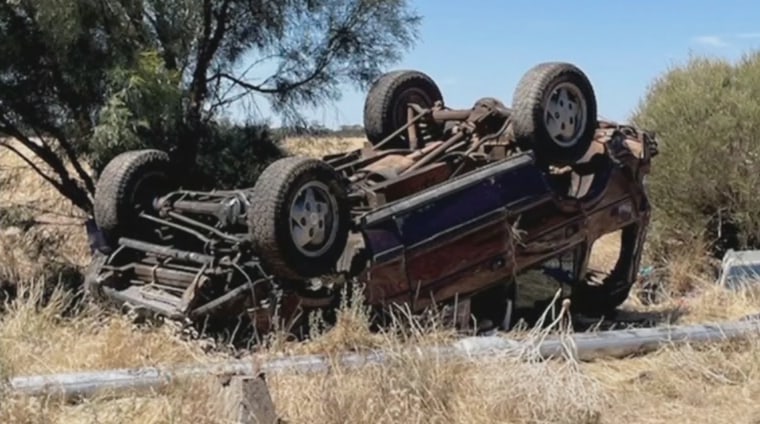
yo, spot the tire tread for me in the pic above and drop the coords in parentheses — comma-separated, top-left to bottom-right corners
(511, 62, 597, 165)
(93, 149, 171, 247)
(248, 157, 349, 280)
(363, 70, 443, 148)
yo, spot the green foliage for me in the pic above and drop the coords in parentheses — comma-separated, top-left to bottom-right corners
(632, 52, 760, 257)
(0, 0, 420, 213)
(90, 51, 184, 174)
(0, 0, 148, 210)
(193, 122, 288, 190)
(89, 51, 288, 187)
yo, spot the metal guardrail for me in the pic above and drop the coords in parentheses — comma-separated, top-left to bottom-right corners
(7, 315, 760, 401)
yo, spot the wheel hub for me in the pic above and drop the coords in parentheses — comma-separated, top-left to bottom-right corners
(130, 171, 169, 214)
(543, 82, 587, 148)
(289, 181, 338, 257)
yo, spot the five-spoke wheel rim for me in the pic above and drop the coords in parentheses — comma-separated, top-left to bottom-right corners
(288, 181, 340, 258)
(543, 82, 587, 148)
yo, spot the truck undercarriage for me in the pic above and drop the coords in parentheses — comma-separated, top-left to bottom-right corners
(85, 61, 658, 338)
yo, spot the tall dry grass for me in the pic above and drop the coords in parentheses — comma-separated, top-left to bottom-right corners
(0, 141, 91, 291)
(0, 279, 610, 424)
(2, 135, 760, 423)
(3, 271, 760, 423)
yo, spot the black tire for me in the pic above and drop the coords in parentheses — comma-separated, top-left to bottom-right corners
(511, 62, 598, 166)
(363, 70, 444, 149)
(248, 157, 351, 280)
(93, 149, 174, 250)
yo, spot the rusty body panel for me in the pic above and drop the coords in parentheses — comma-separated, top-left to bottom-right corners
(85, 62, 658, 337)
(356, 125, 654, 317)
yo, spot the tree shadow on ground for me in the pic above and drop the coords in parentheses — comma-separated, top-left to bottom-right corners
(0, 264, 87, 318)
(508, 293, 688, 333)
(570, 307, 688, 332)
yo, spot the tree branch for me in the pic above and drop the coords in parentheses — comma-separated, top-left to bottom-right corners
(179, 0, 233, 161)
(144, 2, 179, 71)
(0, 118, 92, 213)
(207, 90, 253, 114)
(214, 55, 331, 95)
(207, 53, 279, 99)
(0, 139, 65, 194)
(31, 121, 96, 195)
(210, 24, 343, 99)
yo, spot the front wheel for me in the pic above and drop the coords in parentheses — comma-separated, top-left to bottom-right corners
(248, 157, 351, 280)
(511, 62, 598, 166)
(93, 149, 175, 251)
(363, 69, 445, 149)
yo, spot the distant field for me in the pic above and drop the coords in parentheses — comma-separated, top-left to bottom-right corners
(280, 135, 367, 157)
(2, 136, 760, 423)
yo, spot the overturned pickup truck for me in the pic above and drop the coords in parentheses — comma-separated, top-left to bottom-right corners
(85, 62, 658, 336)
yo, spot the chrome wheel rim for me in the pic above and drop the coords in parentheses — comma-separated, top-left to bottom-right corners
(288, 181, 339, 258)
(543, 82, 587, 148)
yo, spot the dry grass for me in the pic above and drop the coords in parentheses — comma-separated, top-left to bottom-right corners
(3, 276, 760, 424)
(279, 135, 366, 158)
(0, 140, 91, 287)
(3, 136, 760, 423)
(0, 280, 236, 423)
(0, 282, 610, 424)
(268, 352, 608, 424)
(586, 337, 760, 424)
(588, 231, 622, 273)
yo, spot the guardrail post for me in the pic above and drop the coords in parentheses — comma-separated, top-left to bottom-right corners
(209, 372, 278, 424)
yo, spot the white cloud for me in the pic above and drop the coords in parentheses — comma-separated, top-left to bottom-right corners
(693, 35, 730, 47)
(736, 32, 760, 39)
(691, 32, 760, 47)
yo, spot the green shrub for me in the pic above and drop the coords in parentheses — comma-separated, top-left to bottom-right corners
(89, 51, 184, 175)
(192, 121, 288, 190)
(632, 52, 760, 258)
(89, 51, 287, 190)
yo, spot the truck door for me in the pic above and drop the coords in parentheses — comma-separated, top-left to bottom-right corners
(396, 154, 553, 311)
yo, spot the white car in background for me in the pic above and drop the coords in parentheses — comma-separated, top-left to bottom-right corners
(717, 249, 760, 290)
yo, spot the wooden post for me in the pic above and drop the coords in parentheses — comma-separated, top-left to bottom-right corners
(208, 372, 278, 424)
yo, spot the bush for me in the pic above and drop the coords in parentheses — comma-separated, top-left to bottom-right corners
(90, 51, 287, 190)
(89, 51, 185, 175)
(632, 52, 760, 259)
(192, 121, 288, 190)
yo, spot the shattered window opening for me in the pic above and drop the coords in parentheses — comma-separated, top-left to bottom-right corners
(513, 246, 581, 323)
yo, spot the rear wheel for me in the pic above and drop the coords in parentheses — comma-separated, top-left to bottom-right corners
(363, 70, 444, 149)
(511, 62, 598, 166)
(248, 157, 351, 280)
(93, 149, 174, 252)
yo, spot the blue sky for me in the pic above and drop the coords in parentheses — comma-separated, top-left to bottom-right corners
(234, 0, 760, 128)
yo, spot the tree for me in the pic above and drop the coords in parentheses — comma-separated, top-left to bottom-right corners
(0, 0, 421, 214)
(632, 52, 760, 258)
